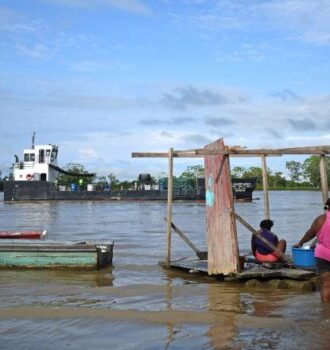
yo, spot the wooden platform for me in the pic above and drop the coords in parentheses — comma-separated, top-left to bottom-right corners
(167, 257, 315, 281)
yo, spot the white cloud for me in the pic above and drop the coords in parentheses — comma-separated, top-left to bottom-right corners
(41, 0, 152, 15)
(171, 0, 330, 45)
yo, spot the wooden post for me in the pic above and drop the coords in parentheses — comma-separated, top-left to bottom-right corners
(320, 155, 329, 204)
(261, 155, 270, 219)
(166, 148, 174, 268)
(204, 138, 239, 275)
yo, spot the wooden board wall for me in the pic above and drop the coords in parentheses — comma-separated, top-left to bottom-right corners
(204, 138, 240, 275)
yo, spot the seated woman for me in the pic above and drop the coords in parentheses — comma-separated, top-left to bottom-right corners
(252, 219, 287, 263)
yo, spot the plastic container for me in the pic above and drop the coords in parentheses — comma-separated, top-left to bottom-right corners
(87, 184, 94, 191)
(70, 183, 78, 192)
(292, 247, 315, 268)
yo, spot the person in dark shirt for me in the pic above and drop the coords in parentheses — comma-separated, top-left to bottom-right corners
(251, 219, 287, 263)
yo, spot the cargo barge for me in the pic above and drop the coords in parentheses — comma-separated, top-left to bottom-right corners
(3, 138, 256, 202)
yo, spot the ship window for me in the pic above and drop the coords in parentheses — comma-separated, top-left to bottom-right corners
(51, 149, 58, 161)
(30, 153, 35, 161)
(39, 149, 45, 163)
(40, 173, 47, 181)
(24, 153, 29, 161)
(46, 149, 51, 157)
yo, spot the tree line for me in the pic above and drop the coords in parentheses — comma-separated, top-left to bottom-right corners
(231, 156, 330, 189)
(55, 155, 330, 191)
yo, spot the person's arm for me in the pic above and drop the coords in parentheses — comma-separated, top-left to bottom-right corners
(293, 214, 326, 248)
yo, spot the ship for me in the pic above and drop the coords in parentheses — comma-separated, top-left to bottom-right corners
(4, 136, 256, 202)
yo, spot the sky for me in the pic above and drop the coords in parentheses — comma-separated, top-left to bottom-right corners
(0, 0, 330, 180)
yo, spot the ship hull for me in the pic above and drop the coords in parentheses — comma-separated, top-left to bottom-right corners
(4, 179, 255, 202)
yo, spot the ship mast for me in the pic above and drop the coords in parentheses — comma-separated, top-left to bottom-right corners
(32, 132, 35, 149)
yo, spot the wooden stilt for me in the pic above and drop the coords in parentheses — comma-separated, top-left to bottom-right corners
(166, 148, 174, 268)
(320, 155, 329, 204)
(261, 155, 270, 219)
(164, 219, 206, 260)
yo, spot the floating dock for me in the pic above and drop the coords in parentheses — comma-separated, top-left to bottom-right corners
(167, 257, 315, 282)
(133, 138, 329, 286)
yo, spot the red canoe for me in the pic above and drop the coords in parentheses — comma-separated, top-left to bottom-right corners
(0, 230, 47, 239)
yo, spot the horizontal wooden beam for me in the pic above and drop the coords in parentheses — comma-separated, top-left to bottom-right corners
(132, 145, 330, 158)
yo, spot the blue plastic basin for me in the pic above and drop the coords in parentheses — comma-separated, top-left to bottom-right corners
(292, 247, 315, 268)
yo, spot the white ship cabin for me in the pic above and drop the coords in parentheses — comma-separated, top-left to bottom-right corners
(13, 144, 59, 182)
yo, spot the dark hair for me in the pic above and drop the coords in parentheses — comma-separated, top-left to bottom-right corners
(260, 219, 274, 230)
(324, 198, 330, 211)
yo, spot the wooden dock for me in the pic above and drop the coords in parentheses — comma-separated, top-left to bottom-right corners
(167, 257, 315, 282)
(133, 138, 328, 284)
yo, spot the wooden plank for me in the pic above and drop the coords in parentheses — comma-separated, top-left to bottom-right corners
(204, 138, 239, 275)
(132, 145, 330, 158)
(166, 148, 174, 268)
(197, 146, 330, 156)
(132, 151, 200, 158)
(320, 155, 329, 204)
(168, 257, 314, 281)
(261, 155, 270, 219)
(166, 220, 206, 259)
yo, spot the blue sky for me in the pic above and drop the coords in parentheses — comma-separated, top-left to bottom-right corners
(1, 0, 330, 179)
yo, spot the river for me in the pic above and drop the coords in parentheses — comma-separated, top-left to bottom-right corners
(0, 191, 329, 349)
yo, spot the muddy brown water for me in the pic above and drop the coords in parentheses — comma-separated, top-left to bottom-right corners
(0, 191, 330, 349)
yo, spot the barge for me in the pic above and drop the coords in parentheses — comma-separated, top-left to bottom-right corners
(3, 137, 256, 202)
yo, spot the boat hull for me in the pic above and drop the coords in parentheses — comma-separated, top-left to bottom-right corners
(0, 242, 113, 269)
(0, 230, 47, 239)
(4, 180, 256, 201)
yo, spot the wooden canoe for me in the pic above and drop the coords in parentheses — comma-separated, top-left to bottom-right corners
(0, 241, 114, 269)
(0, 230, 47, 239)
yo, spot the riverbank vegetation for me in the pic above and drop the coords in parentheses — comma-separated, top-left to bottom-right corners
(54, 155, 329, 191)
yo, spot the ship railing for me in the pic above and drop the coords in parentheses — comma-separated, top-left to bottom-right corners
(13, 162, 35, 169)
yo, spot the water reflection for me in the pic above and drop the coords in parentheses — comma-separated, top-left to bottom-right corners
(207, 283, 241, 349)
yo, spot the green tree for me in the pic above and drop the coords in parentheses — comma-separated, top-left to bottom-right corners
(56, 163, 94, 188)
(231, 166, 246, 178)
(302, 155, 330, 187)
(242, 166, 268, 185)
(107, 173, 119, 188)
(107, 173, 119, 186)
(268, 171, 287, 188)
(286, 161, 302, 183)
(180, 165, 205, 178)
(94, 176, 107, 190)
(179, 165, 204, 190)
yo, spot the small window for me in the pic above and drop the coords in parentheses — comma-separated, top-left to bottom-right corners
(46, 149, 51, 157)
(51, 149, 58, 161)
(39, 149, 45, 163)
(24, 154, 29, 162)
(30, 153, 35, 161)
